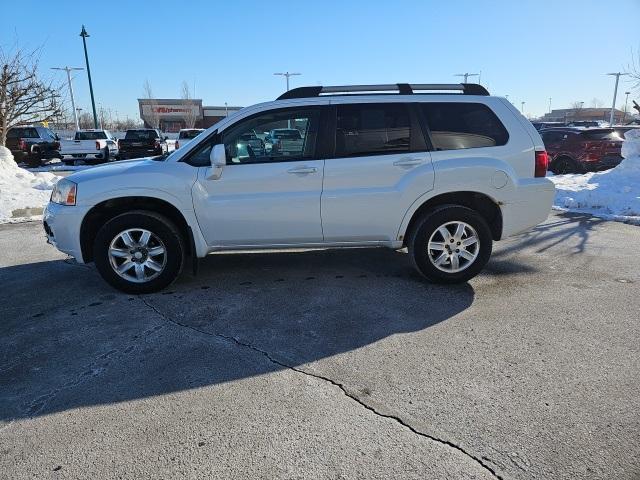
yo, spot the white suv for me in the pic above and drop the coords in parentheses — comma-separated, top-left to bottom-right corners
(44, 83, 554, 293)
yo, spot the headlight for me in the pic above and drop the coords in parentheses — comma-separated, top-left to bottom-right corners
(51, 179, 77, 206)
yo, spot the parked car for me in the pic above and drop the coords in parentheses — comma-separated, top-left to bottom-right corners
(235, 131, 266, 160)
(175, 129, 205, 150)
(117, 129, 169, 160)
(540, 127, 624, 174)
(264, 128, 303, 155)
(59, 129, 119, 165)
(6, 126, 61, 167)
(43, 83, 554, 293)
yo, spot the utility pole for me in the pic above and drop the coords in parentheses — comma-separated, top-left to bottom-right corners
(623, 91, 631, 124)
(51, 66, 84, 130)
(274, 72, 301, 91)
(606, 72, 628, 126)
(80, 25, 98, 129)
(548, 97, 552, 114)
(454, 73, 479, 84)
(521, 101, 526, 115)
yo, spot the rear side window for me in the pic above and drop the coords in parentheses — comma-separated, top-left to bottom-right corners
(420, 103, 508, 151)
(335, 103, 410, 157)
(581, 130, 622, 141)
(8, 127, 39, 139)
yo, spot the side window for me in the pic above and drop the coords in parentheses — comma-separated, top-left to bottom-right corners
(335, 103, 410, 157)
(420, 103, 509, 151)
(222, 108, 320, 164)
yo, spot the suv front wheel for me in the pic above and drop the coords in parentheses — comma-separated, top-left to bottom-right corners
(93, 211, 185, 293)
(408, 205, 492, 284)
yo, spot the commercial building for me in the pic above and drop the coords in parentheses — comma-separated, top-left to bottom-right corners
(138, 99, 242, 132)
(539, 107, 628, 124)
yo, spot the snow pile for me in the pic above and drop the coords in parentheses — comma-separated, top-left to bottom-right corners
(0, 146, 59, 223)
(550, 129, 640, 224)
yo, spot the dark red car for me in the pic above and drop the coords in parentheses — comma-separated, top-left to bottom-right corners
(540, 127, 625, 174)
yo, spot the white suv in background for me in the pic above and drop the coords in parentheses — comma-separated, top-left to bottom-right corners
(44, 83, 554, 293)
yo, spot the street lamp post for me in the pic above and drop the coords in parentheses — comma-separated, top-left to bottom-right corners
(548, 97, 552, 114)
(80, 25, 98, 129)
(521, 101, 525, 115)
(51, 67, 83, 130)
(454, 73, 479, 84)
(274, 72, 301, 91)
(623, 91, 631, 124)
(606, 72, 629, 126)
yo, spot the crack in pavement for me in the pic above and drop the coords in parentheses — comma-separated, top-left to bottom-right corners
(139, 295, 503, 480)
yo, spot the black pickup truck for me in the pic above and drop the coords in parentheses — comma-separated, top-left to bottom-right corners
(118, 129, 169, 160)
(6, 126, 61, 166)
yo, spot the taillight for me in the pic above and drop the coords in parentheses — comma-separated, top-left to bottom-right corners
(175, 141, 179, 149)
(581, 141, 601, 151)
(154, 140, 160, 148)
(18, 139, 27, 151)
(535, 150, 548, 177)
(96, 141, 100, 150)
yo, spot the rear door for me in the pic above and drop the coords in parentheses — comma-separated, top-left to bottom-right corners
(321, 102, 433, 243)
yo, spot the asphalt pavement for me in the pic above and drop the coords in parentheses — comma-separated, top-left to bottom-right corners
(0, 212, 638, 479)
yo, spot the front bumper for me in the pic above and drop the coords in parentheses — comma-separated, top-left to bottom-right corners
(500, 178, 556, 238)
(43, 202, 91, 262)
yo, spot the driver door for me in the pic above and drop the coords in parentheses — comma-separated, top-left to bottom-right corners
(192, 105, 325, 247)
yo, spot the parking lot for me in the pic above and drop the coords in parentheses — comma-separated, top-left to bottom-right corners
(0, 212, 638, 479)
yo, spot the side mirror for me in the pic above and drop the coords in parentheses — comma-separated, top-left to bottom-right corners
(208, 144, 226, 179)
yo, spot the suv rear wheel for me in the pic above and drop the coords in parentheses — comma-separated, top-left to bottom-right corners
(408, 205, 492, 283)
(93, 211, 185, 293)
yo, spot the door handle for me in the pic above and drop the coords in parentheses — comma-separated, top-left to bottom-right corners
(393, 158, 424, 167)
(287, 166, 317, 174)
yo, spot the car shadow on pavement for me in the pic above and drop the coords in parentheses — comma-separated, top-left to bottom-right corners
(0, 247, 489, 422)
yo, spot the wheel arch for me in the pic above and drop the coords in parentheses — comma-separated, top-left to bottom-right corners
(401, 191, 503, 246)
(80, 196, 192, 263)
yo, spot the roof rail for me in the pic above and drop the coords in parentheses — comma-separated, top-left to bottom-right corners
(277, 83, 489, 100)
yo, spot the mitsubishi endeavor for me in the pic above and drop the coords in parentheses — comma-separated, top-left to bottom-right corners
(43, 83, 555, 293)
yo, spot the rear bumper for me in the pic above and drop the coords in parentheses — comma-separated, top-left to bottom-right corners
(119, 148, 162, 159)
(43, 202, 90, 262)
(500, 178, 555, 238)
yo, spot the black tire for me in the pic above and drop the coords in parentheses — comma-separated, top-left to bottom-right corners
(408, 205, 492, 284)
(93, 211, 185, 294)
(551, 156, 580, 174)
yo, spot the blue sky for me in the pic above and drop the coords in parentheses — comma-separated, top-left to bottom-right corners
(2, 0, 639, 120)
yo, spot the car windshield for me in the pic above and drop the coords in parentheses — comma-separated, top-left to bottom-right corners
(581, 130, 622, 141)
(76, 131, 107, 140)
(272, 129, 301, 139)
(125, 130, 158, 140)
(179, 130, 203, 139)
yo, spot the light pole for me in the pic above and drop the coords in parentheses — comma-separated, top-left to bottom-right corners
(454, 73, 479, 84)
(521, 101, 525, 114)
(274, 72, 301, 91)
(623, 91, 631, 124)
(80, 25, 98, 129)
(606, 72, 629, 126)
(548, 97, 552, 114)
(51, 67, 83, 130)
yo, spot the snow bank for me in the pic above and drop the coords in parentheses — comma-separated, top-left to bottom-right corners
(550, 129, 640, 225)
(0, 146, 59, 223)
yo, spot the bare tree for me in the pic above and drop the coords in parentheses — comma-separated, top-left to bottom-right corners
(78, 111, 93, 129)
(590, 98, 604, 108)
(570, 101, 584, 110)
(142, 79, 159, 129)
(180, 80, 197, 128)
(0, 47, 63, 145)
(627, 47, 640, 90)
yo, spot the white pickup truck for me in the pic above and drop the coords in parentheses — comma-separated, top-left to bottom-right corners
(60, 130, 119, 164)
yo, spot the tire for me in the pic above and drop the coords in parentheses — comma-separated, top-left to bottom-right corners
(408, 205, 492, 284)
(93, 211, 185, 294)
(551, 156, 580, 174)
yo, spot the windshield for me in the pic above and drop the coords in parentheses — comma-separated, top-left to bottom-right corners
(179, 130, 203, 139)
(76, 131, 107, 140)
(125, 130, 159, 140)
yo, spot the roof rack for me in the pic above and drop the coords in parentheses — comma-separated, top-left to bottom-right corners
(277, 83, 489, 100)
